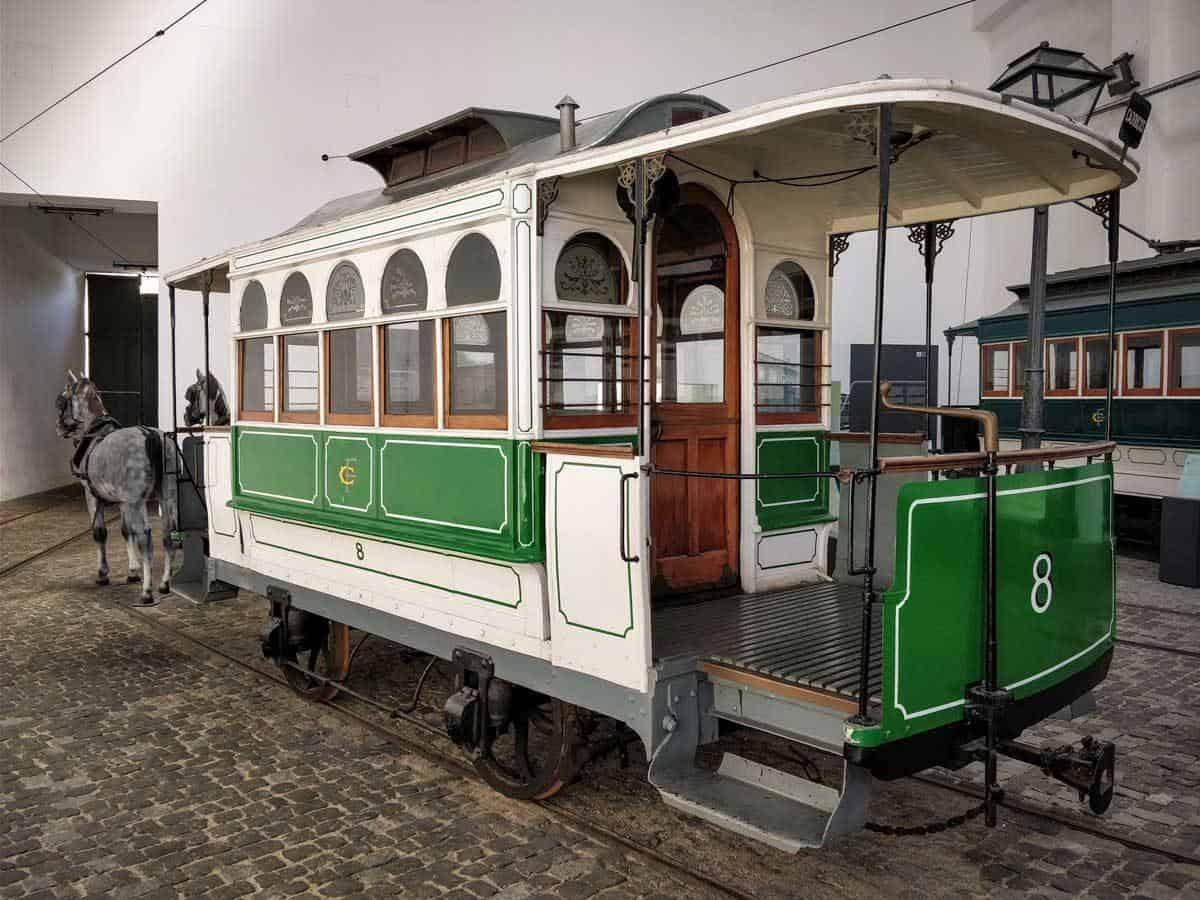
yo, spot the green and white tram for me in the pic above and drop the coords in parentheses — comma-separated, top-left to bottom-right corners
(166, 78, 1135, 850)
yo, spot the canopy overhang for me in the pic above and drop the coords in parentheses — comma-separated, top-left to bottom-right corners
(164, 257, 231, 294)
(537, 79, 1138, 234)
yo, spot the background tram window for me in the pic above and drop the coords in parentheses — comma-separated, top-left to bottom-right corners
(281, 332, 319, 421)
(1169, 330, 1200, 394)
(981, 344, 1010, 395)
(1124, 333, 1163, 394)
(383, 321, 435, 422)
(756, 326, 820, 422)
(327, 327, 373, 422)
(1012, 342, 1028, 396)
(1084, 337, 1115, 395)
(543, 312, 633, 422)
(1047, 339, 1078, 393)
(446, 312, 507, 425)
(239, 337, 275, 418)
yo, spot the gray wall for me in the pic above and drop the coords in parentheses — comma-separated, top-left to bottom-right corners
(0, 206, 156, 500)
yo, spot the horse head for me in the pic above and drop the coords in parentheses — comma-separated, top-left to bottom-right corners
(57, 370, 107, 439)
(184, 369, 230, 426)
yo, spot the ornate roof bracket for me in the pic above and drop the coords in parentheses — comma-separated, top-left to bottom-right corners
(828, 233, 851, 276)
(536, 176, 561, 236)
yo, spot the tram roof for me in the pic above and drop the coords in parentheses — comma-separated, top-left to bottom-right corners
(167, 78, 1139, 286)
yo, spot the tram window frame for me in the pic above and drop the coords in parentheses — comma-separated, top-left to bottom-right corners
(1083, 336, 1117, 397)
(279, 331, 321, 424)
(443, 312, 508, 430)
(238, 336, 276, 422)
(755, 325, 823, 425)
(379, 319, 437, 428)
(1168, 327, 1200, 397)
(1122, 330, 1165, 396)
(325, 324, 375, 426)
(1011, 341, 1029, 397)
(981, 343, 1011, 397)
(542, 311, 638, 429)
(1045, 337, 1080, 396)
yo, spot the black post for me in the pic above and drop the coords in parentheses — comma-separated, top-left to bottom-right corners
(854, 103, 893, 721)
(169, 284, 178, 431)
(202, 279, 211, 427)
(1104, 190, 1121, 442)
(1019, 205, 1049, 455)
(983, 449, 999, 826)
(631, 159, 647, 458)
(945, 331, 956, 406)
(923, 225, 935, 447)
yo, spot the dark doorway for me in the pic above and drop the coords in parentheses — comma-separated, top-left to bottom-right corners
(86, 274, 157, 426)
(848, 343, 938, 434)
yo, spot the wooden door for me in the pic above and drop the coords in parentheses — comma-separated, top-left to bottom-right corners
(650, 186, 739, 595)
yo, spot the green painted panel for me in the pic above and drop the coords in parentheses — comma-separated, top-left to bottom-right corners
(236, 429, 320, 506)
(978, 295, 1200, 344)
(755, 431, 832, 530)
(232, 427, 545, 563)
(879, 462, 1114, 743)
(380, 437, 508, 533)
(323, 433, 375, 515)
(983, 398, 1200, 448)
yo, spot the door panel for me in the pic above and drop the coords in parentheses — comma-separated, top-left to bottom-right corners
(649, 185, 740, 595)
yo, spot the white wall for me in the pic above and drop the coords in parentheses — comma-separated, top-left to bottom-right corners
(0, 204, 156, 500)
(0, 0, 988, 427)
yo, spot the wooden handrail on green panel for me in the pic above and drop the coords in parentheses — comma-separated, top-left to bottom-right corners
(876, 441, 1117, 475)
(528, 441, 635, 460)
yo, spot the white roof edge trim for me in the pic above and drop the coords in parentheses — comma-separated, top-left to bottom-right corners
(164, 255, 233, 287)
(534, 79, 1138, 182)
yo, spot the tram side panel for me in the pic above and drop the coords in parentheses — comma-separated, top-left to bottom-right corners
(847, 461, 1115, 774)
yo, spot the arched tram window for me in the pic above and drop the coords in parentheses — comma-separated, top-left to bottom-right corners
(756, 261, 822, 424)
(324, 262, 372, 424)
(543, 233, 634, 426)
(446, 233, 501, 307)
(381, 248, 428, 313)
(239, 280, 268, 331)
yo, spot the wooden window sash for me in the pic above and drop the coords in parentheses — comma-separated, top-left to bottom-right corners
(1167, 326, 1200, 397)
(1082, 336, 1117, 397)
(1045, 337, 1081, 397)
(981, 344, 1012, 398)
(755, 325, 823, 425)
(443, 316, 507, 430)
(237, 337, 276, 422)
(379, 323, 437, 428)
(1122, 330, 1165, 397)
(278, 333, 320, 424)
(543, 314, 638, 430)
(325, 326, 374, 426)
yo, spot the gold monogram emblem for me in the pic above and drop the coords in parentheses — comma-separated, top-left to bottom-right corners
(337, 461, 357, 487)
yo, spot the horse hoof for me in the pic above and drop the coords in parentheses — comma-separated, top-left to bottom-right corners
(95, 576, 110, 586)
(138, 593, 160, 608)
(158, 582, 170, 595)
(127, 574, 140, 584)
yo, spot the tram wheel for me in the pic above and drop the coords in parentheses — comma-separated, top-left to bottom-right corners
(474, 689, 581, 801)
(284, 620, 351, 702)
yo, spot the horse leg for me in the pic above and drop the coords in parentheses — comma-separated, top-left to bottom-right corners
(87, 492, 110, 585)
(127, 502, 154, 604)
(121, 514, 141, 583)
(159, 494, 177, 595)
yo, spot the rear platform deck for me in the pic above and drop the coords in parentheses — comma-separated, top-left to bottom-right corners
(651, 581, 882, 706)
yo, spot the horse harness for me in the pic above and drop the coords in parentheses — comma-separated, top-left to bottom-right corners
(71, 418, 164, 502)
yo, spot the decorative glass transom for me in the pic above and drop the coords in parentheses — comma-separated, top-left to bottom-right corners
(240, 280, 268, 331)
(326, 262, 365, 320)
(679, 284, 725, 335)
(765, 261, 815, 321)
(280, 272, 313, 326)
(446, 233, 501, 306)
(453, 314, 491, 347)
(381, 248, 428, 313)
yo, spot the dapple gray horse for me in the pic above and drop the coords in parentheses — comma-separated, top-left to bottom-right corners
(57, 372, 178, 603)
(184, 369, 230, 426)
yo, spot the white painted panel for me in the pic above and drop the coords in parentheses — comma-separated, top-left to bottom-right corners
(245, 514, 550, 647)
(205, 433, 237, 538)
(757, 528, 818, 570)
(545, 454, 650, 692)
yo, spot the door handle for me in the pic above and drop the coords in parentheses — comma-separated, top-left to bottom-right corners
(619, 472, 640, 563)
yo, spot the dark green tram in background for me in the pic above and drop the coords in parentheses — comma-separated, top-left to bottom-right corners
(948, 249, 1200, 535)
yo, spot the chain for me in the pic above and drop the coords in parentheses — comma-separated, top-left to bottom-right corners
(864, 798, 988, 836)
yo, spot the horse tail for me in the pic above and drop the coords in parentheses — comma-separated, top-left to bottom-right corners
(155, 429, 181, 547)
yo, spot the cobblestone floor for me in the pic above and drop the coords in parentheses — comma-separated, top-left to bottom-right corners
(3, 494, 1200, 898)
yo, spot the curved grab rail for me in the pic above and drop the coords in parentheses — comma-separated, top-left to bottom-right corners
(879, 380, 999, 453)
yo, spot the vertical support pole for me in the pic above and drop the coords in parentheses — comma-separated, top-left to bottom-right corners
(1019, 205, 1049, 455)
(854, 103, 893, 722)
(923, 225, 935, 448)
(945, 332, 956, 407)
(202, 280, 212, 427)
(1104, 190, 1120, 442)
(983, 448, 999, 827)
(630, 158, 647, 460)
(169, 284, 178, 431)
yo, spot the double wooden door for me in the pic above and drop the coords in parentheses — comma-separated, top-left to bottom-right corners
(650, 187, 739, 595)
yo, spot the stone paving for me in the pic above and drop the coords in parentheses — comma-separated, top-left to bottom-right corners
(3, 493, 1200, 898)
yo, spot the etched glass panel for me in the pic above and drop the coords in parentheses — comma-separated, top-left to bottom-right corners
(446, 233, 501, 306)
(555, 234, 625, 304)
(765, 261, 815, 321)
(326, 262, 365, 321)
(657, 283, 725, 403)
(240, 281, 268, 331)
(450, 311, 507, 416)
(280, 272, 313, 326)
(381, 249, 428, 313)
